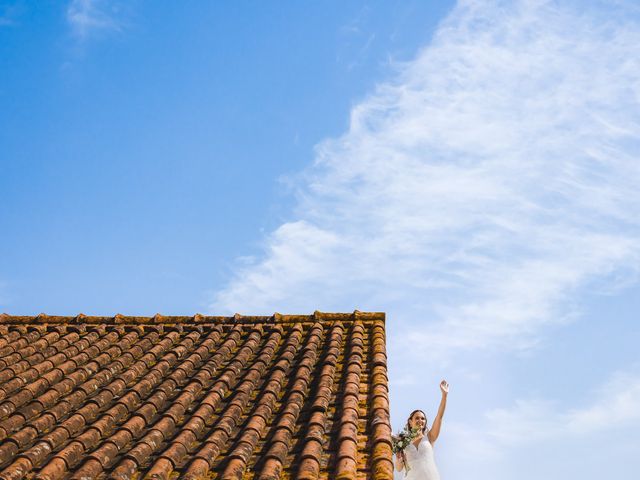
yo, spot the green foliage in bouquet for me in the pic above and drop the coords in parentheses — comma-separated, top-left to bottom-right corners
(391, 426, 420, 454)
(391, 426, 421, 475)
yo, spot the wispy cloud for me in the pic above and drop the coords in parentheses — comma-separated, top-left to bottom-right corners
(443, 368, 640, 479)
(337, 6, 377, 70)
(448, 368, 640, 455)
(212, 0, 640, 361)
(66, 0, 121, 40)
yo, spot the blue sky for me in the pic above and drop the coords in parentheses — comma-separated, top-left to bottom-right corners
(2, 1, 640, 479)
(1, 0, 451, 314)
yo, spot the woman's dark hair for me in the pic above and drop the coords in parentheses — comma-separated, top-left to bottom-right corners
(406, 409, 428, 433)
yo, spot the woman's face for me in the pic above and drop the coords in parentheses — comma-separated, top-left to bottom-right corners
(409, 411, 427, 431)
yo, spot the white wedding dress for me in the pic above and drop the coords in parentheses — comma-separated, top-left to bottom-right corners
(402, 436, 441, 480)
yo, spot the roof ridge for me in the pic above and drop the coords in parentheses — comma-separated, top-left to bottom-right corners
(0, 310, 385, 325)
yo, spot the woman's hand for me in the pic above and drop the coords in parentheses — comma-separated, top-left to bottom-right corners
(440, 380, 449, 394)
(429, 381, 449, 444)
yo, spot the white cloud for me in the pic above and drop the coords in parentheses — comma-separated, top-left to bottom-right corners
(565, 370, 640, 433)
(441, 369, 640, 479)
(67, 0, 121, 39)
(459, 369, 640, 446)
(212, 0, 640, 361)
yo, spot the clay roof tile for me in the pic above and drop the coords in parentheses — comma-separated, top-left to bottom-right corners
(0, 312, 391, 479)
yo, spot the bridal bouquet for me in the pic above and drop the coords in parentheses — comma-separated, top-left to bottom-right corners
(391, 426, 420, 474)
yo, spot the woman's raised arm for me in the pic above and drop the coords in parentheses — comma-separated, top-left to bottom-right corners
(427, 380, 449, 444)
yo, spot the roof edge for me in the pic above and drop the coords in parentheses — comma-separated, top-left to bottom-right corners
(0, 310, 385, 325)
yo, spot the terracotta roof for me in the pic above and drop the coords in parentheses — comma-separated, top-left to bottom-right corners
(0, 312, 392, 480)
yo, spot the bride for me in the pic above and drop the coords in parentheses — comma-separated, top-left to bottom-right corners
(395, 380, 449, 479)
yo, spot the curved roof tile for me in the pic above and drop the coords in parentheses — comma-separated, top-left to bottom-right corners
(0, 312, 392, 479)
